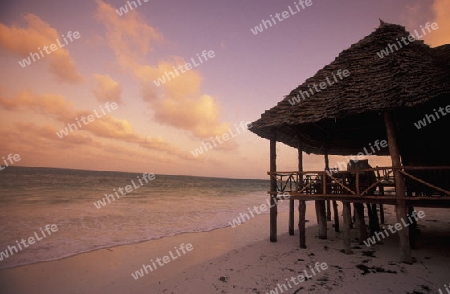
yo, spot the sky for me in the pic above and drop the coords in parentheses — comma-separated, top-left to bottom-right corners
(0, 0, 449, 179)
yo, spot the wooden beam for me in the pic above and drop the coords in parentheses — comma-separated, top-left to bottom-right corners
(384, 111, 412, 264)
(270, 131, 278, 242)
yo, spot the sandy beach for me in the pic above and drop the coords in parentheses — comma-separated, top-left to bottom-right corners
(1, 205, 450, 294)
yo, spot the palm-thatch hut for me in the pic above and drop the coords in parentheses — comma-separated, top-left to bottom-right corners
(249, 21, 450, 264)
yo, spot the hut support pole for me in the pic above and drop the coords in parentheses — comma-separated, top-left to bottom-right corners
(289, 200, 295, 236)
(314, 153, 327, 240)
(299, 201, 307, 248)
(270, 134, 277, 242)
(316, 172, 327, 239)
(342, 201, 353, 254)
(324, 154, 332, 221)
(289, 148, 301, 236)
(326, 201, 331, 221)
(355, 203, 368, 244)
(298, 148, 306, 248)
(333, 201, 340, 232)
(318, 199, 327, 239)
(384, 111, 412, 264)
(379, 184, 385, 224)
(324, 152, 340, 231)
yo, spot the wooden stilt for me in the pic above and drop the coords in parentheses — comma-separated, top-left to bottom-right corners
(299, 200, 306, 248)
(350, 204, 355, 229)
(384, 111, 412, 264)
(316, 162, 327, 239)
(342, 201, 353, 254)
(297, 147, 306, 247)
(355, 203, 368, 244)
(408, 205, 417, 249)
(366, 204, 380, 236)
(333, 200, 340, 232)
(270, 133, 277, 242)
(324, 153, 332, 221)
(377, 176, 385, 224)
(289, 200, 295, 236)
(315, 201, 320, 224)
(372, 204, 381, 232)
(326, 200, 332, 221)
(318, 200, 327, 239)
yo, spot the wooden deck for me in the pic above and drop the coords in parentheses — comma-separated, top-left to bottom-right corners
(269, 166, 450, 208)
(266, 165, 450, 261)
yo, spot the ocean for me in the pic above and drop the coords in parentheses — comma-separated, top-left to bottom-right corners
(0, 166, 290, 270)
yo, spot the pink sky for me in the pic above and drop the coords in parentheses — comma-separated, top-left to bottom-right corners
(0, 0, 449, 179)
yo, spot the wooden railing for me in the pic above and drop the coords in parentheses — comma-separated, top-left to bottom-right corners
(268, 166, 450, 197)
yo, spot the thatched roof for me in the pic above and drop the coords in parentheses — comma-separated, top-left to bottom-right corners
(250, 21, 450, 157)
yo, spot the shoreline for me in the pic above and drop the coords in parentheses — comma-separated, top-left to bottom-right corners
(1, 206, 450, 293)
(0, 211, 303, 293)
(0, 202, 295, 271)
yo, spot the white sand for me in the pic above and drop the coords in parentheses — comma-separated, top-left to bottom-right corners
(1, 205, 450, 293)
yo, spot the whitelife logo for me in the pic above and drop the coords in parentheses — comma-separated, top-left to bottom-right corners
(250, 0, 313, 35)
(56, 102, 118, 139)
(115, 0, 149, 16)
(0, 153, 21, 171)
(287, 69, 350, 106)
(93, 173, 155, 209)
(363, 210, 425, 247)
(326, 139, 388, 175)
(190, 121, 252, 157)
(228, 193, 290, 228)
(376, 22, 438, 58)
(153, 50, 215, 87)
(131, 243, 193, 280)
(18, 31, 81, 68)
(414, 104, 450, 130)
(0, 224, 58, 261)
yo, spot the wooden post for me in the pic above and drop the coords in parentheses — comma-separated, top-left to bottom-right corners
(325, 152, 340, 231)
(318, 199, 327, 239)
(315, 201, 320, 224)
(408, 205, 417, 249)
(384, 111, 412, 264)
(270, 132, 278, 242)
(342, 201, 353, 254)
(376, 168, 385, 224)
(326, 201, 331, 221)
(379, 186, 385, 224)
(289, 149, 301, 236)
(333, 201, 340, 232)
(298, 147, 307, 248)
(299, 200, 306, 248)
(355, 203, 368, 244)
(324, 154, 332, 221)
(289, 200, 295, 235)
(316, 172, 327, 239)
